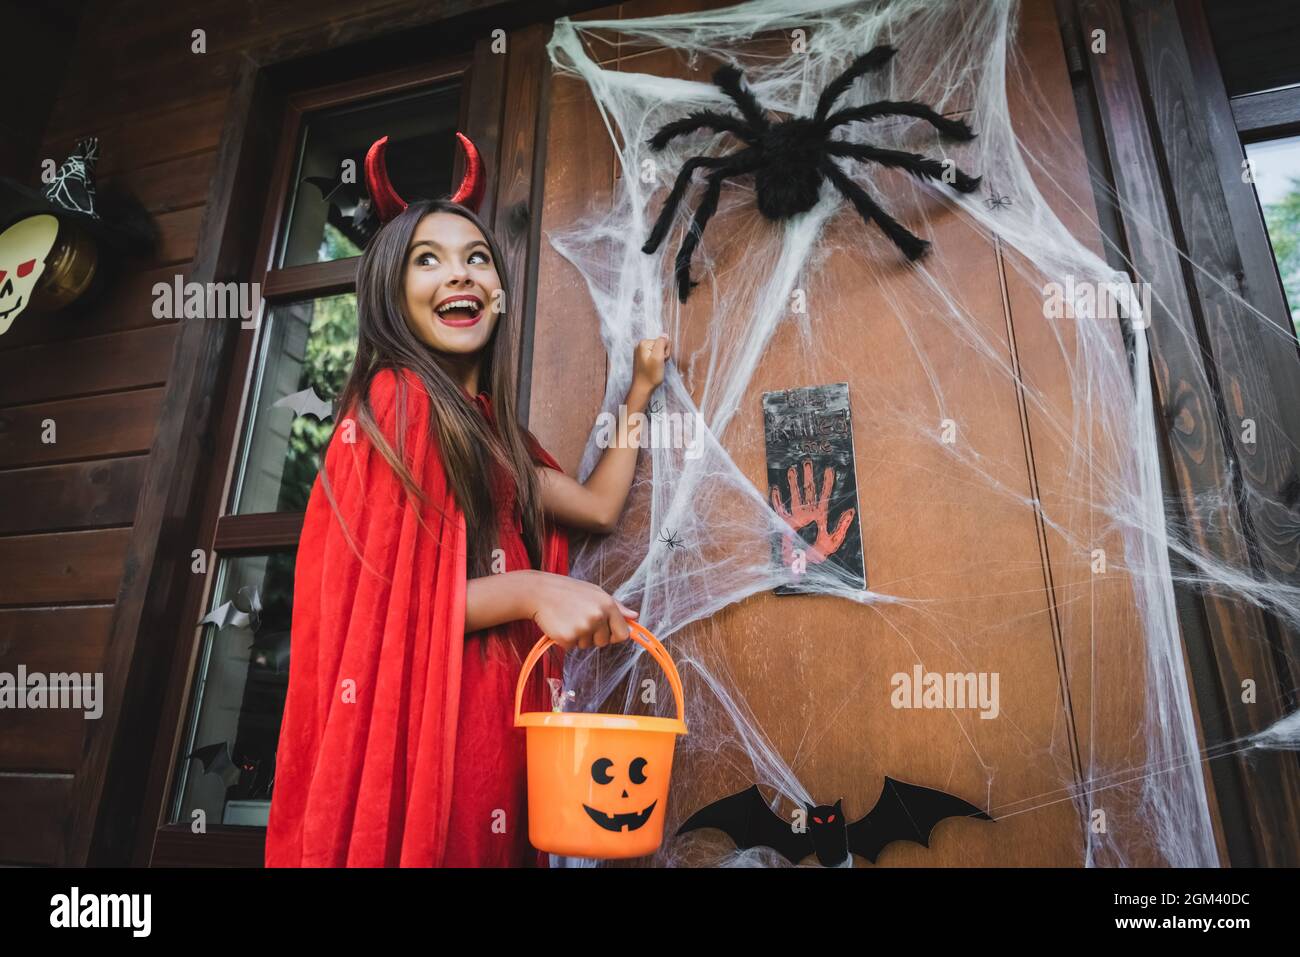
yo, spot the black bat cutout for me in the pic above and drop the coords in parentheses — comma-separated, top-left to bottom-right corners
(676, 776, 994, 867)
(187, 741, 270, 799)
(186, 741, 243, 789)
(303, 175, 378, 248)
(249, 627, 291, 673)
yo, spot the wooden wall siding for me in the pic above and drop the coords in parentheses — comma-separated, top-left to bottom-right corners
(1076, 0, 1300, 866)
(0, 3, 198, 873)
(0, 2, 82, 178)
(0, 606, 114, 771)
(528, 0, 1169, 866)
(2, 0, 201, 866)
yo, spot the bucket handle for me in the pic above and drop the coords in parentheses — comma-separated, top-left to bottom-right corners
(514, 619, 685, 724)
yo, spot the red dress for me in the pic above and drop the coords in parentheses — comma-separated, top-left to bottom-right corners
(265, 368, 568, 867)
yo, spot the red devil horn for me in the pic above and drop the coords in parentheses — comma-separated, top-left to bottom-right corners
(449, 131, 486, 211)
(365, 135, 407, 224)
(364, 132, 486, 224)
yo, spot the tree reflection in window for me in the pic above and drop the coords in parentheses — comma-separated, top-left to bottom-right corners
(1246, 135, 1300, 339)
(233, 287, 357, 515)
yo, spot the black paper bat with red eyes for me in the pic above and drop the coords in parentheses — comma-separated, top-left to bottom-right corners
(676, 776, 994, 867)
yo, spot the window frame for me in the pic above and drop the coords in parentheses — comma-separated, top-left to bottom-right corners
(1063, 0, 1300, 865)
(147, 52, 475, 867)
(219, 54, 474, 551)
(1233, 86, 1300, 337)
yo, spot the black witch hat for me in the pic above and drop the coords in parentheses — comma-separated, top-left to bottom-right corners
(0, 137, 157, 319)
(44, 136, 99, 219)
(0, 137, 155, 252)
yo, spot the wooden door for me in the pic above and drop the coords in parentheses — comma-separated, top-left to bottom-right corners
(527, 0, 1226, 866)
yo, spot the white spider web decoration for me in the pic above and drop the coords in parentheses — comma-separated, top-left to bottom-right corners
(539, 0, 1300, 867)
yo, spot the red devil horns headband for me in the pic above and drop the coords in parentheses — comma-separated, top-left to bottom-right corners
(364, 130, 486, 224)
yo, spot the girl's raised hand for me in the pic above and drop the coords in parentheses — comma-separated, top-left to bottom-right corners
(632, 335, 671, 395)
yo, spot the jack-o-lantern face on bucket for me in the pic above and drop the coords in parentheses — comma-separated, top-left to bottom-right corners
(583, 756, 657, 832)
(0, 215, 59, 336)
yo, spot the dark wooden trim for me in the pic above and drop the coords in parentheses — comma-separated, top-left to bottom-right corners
(289, 53, 473, 113)
(1160, 0, 1300, 697)
(517, 24, 556, 430)
(262, 258, 360, 300)
(463, 34, 509, 233)
(1177, 1, 1299, 351)
(1231, 85, 1300, 139)
(486, 23, 554, 429)
(1072, 0, 1300, 865)
(212, 513, 306, 553)
(42, 0, 614, 126)
(150, 824, 265, 868)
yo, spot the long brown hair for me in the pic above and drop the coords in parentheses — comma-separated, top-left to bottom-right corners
(320, 198, 551, 595)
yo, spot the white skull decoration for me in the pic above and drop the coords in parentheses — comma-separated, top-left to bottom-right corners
(0, 214, 60, 335)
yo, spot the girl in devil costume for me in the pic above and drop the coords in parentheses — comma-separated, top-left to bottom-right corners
(264, 133, 670, 867)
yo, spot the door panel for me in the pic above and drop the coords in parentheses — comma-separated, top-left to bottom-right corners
(529, 0, 1203, 865)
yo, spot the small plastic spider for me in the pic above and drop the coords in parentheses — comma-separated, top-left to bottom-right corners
(984, 191, 1012, 211)
(658, 528, 685, 550)
(642, 44, 982, 302)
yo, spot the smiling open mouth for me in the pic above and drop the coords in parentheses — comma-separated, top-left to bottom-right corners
(435, 296, 484, 327)
(582, 800, 657, 832)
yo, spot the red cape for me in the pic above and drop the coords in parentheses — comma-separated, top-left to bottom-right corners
(265, 367, 568, 866)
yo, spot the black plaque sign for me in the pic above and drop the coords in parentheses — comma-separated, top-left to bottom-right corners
(762, 383, 866, 594)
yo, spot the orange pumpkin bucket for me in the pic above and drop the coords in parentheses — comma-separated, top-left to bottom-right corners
(514, 620, 687, 859)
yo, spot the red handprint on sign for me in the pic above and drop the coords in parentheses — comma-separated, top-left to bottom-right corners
(770, 459, 855, 570)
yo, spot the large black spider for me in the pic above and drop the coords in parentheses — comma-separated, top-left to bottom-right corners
(641, 45, 982, 302)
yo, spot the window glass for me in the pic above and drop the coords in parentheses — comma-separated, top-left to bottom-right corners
(278, 82, 463, 267)
(1245, 134, 1300, 337)
(230, 293, 358, 515)
(171, 552, 296, 828)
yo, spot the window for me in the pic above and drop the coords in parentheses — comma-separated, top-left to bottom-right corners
(167, 58, 472, 833)
(1208, 0, 1300, 346)
(1244, 134, 1300, 337)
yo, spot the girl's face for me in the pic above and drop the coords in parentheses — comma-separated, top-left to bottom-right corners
(402, 211, 502, 357)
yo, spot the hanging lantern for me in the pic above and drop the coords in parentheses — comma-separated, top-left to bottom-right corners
(0, 136, 154, 334)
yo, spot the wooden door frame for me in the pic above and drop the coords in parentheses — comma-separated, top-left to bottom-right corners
(1061, 0, 1300, 865)
(68, 0, 593, 868)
